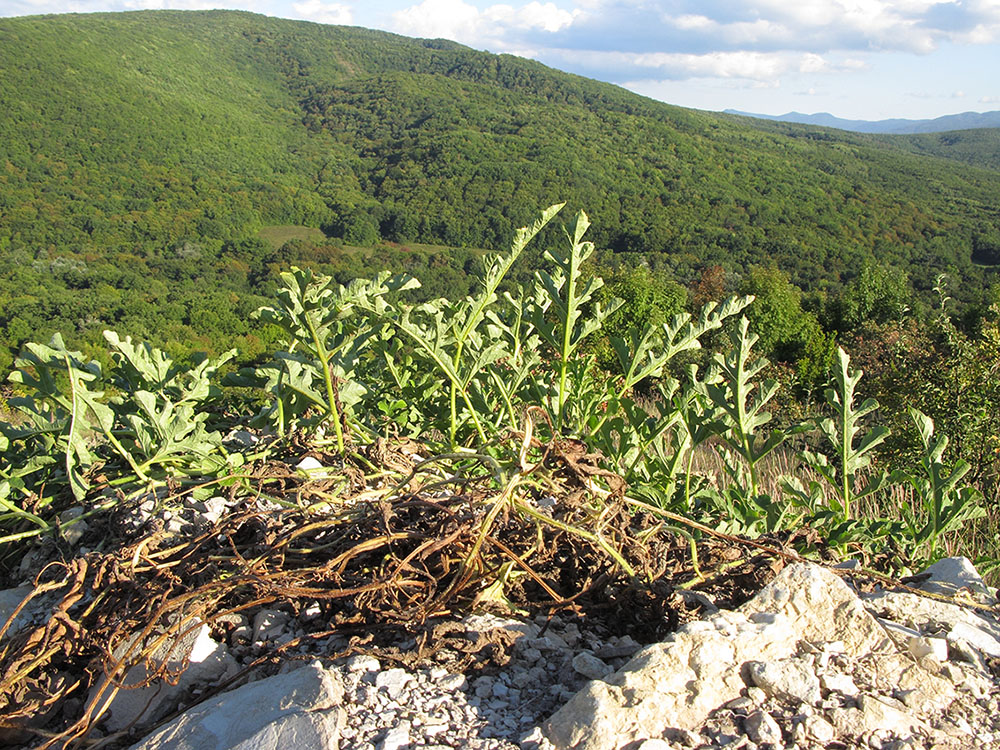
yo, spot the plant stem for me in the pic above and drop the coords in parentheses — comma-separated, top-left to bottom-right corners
(556, 250, 578, 431)
(304, 309, 345, 454)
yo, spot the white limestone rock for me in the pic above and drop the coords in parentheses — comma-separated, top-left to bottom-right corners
(542, 562, 965, 750)
(296, 456, 329, 478)
(375, 667, 412, 700)
(542, 608, 797, 750)
(125, 661, 344, 750)
(744, 710, 783, 746)
(88, 619, 238, 732)
(863, 590, 1000, 645)
(948, 620, 1000, 659)
(915, 556, 996, 604)
(747, 658, 822, 705)
(741, 562, 893, 655)
(571, 651, 612, 680)
(252, 608, 290, 643)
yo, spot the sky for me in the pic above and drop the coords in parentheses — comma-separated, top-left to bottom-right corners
(2, 0, 999, 121)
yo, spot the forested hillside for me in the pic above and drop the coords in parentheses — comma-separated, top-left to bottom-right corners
(2, 10, 1000, 370)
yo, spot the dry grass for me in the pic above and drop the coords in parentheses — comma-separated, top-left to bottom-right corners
(684, 442, 999, 585)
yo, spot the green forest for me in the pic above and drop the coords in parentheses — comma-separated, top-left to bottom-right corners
(2, 11, 1000, 373)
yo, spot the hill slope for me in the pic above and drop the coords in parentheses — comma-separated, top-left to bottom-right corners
(2, 10, 1000, 364)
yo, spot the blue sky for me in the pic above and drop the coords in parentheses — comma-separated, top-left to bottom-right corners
(2, 0, 998, 120)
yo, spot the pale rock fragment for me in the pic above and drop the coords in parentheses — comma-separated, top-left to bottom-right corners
(88, 619, 238, 732)
(378, 721, 410, 750)
(571, 651, 612, 680)
(857, 694, 928, 739)
(747, 658, 822, 705)
(947, 620, 1000, 658)
(804, 714, 836, 744)
(742, 562, 893, 654)
(916, 556, 996, 603)
(375, 668, 412, 700)
(907, 635, 949, 663)
(345, 654, 380, 673)
(543, 608, 795, 750)
(743, 710, 783, 746)
(125, 661, 344, 750)
(252, 609, 289, 642)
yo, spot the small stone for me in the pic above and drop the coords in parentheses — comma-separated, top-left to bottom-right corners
(948, 621, 1000, 658)
(857, 694, 925, 738)
(869, 729, 891, 749)
(804, 715, 836, 744)
(196, 496, 228, 525)
(948, 636, 989, 672)
(438, 673, 466, 692)
(832, 559, 862, 570)
(252, 609, 289, 642)
(744, 710, 783, 747)
(572, 651, 612, 680)
(637, 740, 673, 750)
(529, 633, 569, 651)
(907, 635, 949, 663)
(375, 668, 412, 700)
(300, 601, 322, 621)
(820, 672, 859, 697)
(473, 676, 494, 699)
(560, 623, 582, 647)
(726, 696, 756, 711)
(748, 659, 822, 705)
(378, 722, 410, 750)
(916, 556, 995, 603)
(521, 647, 543, 663)
(296, 456, 328, 477)
(792, 720, 807, 742)
(226, 429, 260, 449)
(59, 507, 87, 545)
(665, 727, 703, 747)
(346, 655, 381, 673)
(940, 663, 965, 683)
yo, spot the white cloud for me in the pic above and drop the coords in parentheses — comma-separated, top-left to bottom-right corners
(672, 14, 713, 31)
(121, 0, 232, 8)
(392, 0, 480, 40)
(291, 0, 353, 25)
(391, 0, 579, 49)
(566, 48, 858, 84)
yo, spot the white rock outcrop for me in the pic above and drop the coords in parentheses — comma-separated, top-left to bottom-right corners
(541, 561, 991, 750)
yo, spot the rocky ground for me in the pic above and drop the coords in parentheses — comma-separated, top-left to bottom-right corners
(2, 464, 999, 749)
(34, 556, 993, 750)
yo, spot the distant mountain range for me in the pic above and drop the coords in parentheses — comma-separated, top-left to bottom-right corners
(724, 109, 1000, 134)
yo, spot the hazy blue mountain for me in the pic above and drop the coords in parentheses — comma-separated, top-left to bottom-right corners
(724, 109, 1000, 134)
